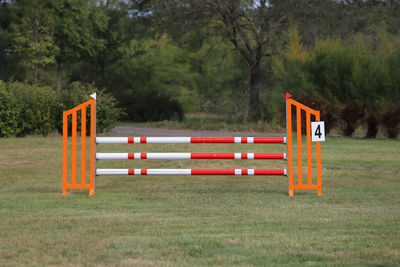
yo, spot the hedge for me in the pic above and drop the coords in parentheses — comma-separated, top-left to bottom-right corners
(0, 81, 123, 137)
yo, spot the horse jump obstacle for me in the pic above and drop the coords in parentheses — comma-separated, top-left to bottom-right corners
(62, 93, 322, 196)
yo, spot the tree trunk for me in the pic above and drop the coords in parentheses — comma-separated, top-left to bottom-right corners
(340, 104, 364, 136)
(343, 123, 356, 137)
(56, 61, 62, 91)
(249, 62, 262, 121)
(366, 115, 379, 138)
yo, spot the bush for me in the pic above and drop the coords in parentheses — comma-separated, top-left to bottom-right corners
(380, 52, 400, 138)
(122, 91, 184, 122)
(338, 102, 365, 136)
(0, 81, 123, 137)
(0, 82, 24, 137)
(380, 103, 400, 138)
(274, 31, 400, 138)
(59, 82, 124, 134)
(0, 81, 59, 136)
(299, 97, 338, 134)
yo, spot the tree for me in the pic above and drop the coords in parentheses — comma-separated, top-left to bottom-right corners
(150, 0, 314, 120)
(70, 0, 131, 88)
(51, 0, 108, 90)
(12, 0, 57, 84)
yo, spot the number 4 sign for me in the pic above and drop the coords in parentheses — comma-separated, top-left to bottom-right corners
(311, 122, 325, 142)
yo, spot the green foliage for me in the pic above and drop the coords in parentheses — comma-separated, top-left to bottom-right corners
(68, 0, 131, 89)
(2, 0, 400, 136)
(0, 82, 23, 137)
(308, 38, 384, 137)
(274, 29, 400, 138)
(59, 82, 124, 134)
(49, 0, 110, 89)
(191, 38, 249, 116)
(379, 49, 400, 138)
(0, 81, 122, 137)
(51, 0, 108, 62)
(273, 27, 314, 98)
(383, 48, 400, 100)
(124, 91, 184, 122)
(105, 34, 188, 121)
(309, 38, 383, 110)
(11, 0, 58, 83)
(0, 81, 58, 136)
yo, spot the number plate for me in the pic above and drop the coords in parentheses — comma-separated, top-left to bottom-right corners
(311, 122, 325, 142)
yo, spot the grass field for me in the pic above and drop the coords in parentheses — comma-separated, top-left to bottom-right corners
(119, 114, 286, 133)
(0, 136, 399, 266)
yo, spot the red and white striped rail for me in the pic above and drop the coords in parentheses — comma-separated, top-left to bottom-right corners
(96, 169, 287, 176)
(96, 152, 286, 160)
(96, 137, 286, 144)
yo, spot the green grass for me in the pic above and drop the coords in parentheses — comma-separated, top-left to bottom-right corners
(0, 137, 399, 266)
(119, 113, 286, 133)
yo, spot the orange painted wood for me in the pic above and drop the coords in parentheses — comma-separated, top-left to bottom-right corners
(287, 99, 319, 115)
(81, 107, 86, 185)
(306, 111, 312, 186)
(316, 111, 322, 195)
(66, 184, 92, 189)
(63, 99, 92, 115)
(72, 112, 77, 185)
(62, 112, 68, 194)
(296, 106, 302, 186)
(292, 185, 319, 190)
(89, 102, 95, 196)
(287, 99, 293, 196)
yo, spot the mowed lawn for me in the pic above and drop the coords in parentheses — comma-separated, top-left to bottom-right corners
(0, 136, 399, 266)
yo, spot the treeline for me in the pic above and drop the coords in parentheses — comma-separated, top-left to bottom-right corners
(275, 29, 400, 138)
(0, 0, 400, 138)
